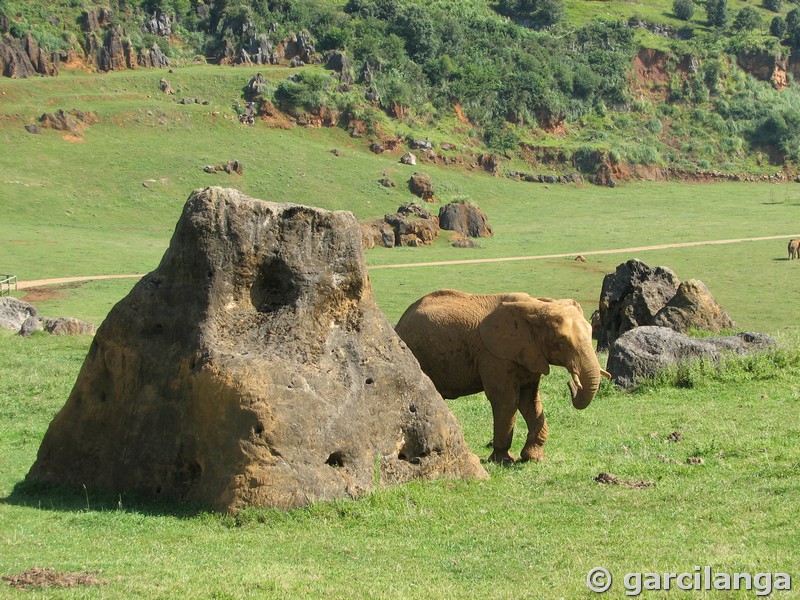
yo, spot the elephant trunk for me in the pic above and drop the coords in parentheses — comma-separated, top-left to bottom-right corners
(567, 350, 605, 410)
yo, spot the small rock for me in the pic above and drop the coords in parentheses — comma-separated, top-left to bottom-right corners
(24, 124, 42, 134)
(400, 152, 417, 166)
(686, 457, 705, 465)
(45, 317, 96, 336)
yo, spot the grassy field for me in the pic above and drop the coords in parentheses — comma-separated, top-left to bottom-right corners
(1, 65, 800, 597)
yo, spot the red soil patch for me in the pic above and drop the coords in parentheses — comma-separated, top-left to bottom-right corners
(21, 282, 84, 304)
(3, 567, 106, 590)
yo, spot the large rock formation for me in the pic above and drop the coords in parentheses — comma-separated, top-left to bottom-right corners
(360, 203, 440, 248)
(0, 33, 58, 78)
(607, 326, 776, 389)
(438, 202, 493, 238)
(27, 187, 487, 511)
(595, 259, 735, 351)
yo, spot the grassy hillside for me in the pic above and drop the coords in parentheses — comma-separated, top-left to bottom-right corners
(5, 0, 800, 175)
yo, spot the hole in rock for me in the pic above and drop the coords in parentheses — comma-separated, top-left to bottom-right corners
(365, 378, 374, 385)
(326, 452, 346, 468)
(250, 256, 301, 312)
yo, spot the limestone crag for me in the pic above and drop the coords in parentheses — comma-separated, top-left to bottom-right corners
(27, 187, 487, 511)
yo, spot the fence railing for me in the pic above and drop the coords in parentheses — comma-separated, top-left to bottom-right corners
(1, 275, 17, 296)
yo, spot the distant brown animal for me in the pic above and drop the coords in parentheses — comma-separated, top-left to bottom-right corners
(789, 239, 800, 260)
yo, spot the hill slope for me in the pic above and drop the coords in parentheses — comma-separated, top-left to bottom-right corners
(5, 0, 800, 179)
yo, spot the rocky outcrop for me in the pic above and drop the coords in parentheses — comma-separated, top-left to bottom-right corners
(594, 259, 735, 351)
(38, 109, 98, 135)
(80, 9, 140, 72)
(202, 160, 244, 175)
(0, 33, 58, 78)
(360, 203, 440, 249)
(27, 187, 487, 511)
(409, 172, 435, 201)
(438, 203, 493, 238)
(137, 43, 169, 69)
(607, 326, 776, 388)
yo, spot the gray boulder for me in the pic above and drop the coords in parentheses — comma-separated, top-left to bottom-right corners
(400, 152, 417, 166)
(607, 326, 776, 389)
(27, 187, 486, 512)
(0, 297, 37, 331)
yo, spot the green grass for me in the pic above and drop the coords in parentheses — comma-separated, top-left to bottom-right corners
(1, 65, 800, 597)
(1, 332, 799, 597)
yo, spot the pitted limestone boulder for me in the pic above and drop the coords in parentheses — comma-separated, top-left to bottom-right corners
(27, 187, 487, 511)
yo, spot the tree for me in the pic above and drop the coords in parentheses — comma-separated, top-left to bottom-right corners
(705, 0, 729, 28)
(733, 5, 762, 30)
(673, 0, 695, 21)
(497, 0, 565, 29)
(787, 8, 800, 47)
(764, 0, 782, 13)
(771, 15, 787, 36)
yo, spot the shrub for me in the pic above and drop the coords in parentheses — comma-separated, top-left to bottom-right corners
(732, 6, 762, 31)
(274, 71, 333, 112)
(705, 0, 729, 28)
(673, 0, 695, 21)
(771, 15, 787, 37)
(645, 117, 663, 134)
(764, 0, 782, 12)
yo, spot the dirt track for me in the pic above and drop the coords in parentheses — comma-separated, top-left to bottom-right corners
(14, 233, 800, 288)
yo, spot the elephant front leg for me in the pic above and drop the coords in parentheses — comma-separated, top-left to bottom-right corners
(480, 365, 520, 463)
(518, 379, 548, 462)
(488, 399, 518, 463)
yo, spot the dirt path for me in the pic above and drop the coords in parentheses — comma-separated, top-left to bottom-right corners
(16, 274, 148, 290)
(13, 233, 799, 288)
(368, 233, 800, 270)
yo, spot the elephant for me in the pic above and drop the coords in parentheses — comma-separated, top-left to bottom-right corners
(789, 239, 800, 260)
(395, 289, 610, 463)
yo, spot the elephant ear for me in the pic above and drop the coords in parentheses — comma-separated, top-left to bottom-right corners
(479, 301, 550, 375)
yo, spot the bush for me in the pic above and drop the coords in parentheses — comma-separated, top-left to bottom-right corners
(705, 0, 729, 28)
(771, 16, 787, 37)
(732, 6, 762, 31)
(673, 0, 695, 21)
(645, 117, 663, 134)
(274, 71, 333, 112)
(764, 0, 782, 12)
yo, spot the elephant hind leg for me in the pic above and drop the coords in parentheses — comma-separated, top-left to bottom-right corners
(518, 379, 548, 462)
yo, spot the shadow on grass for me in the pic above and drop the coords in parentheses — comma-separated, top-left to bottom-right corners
(2, 478, 210, 518)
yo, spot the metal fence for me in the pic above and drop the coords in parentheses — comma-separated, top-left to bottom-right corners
(1, 274, 17, 296)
